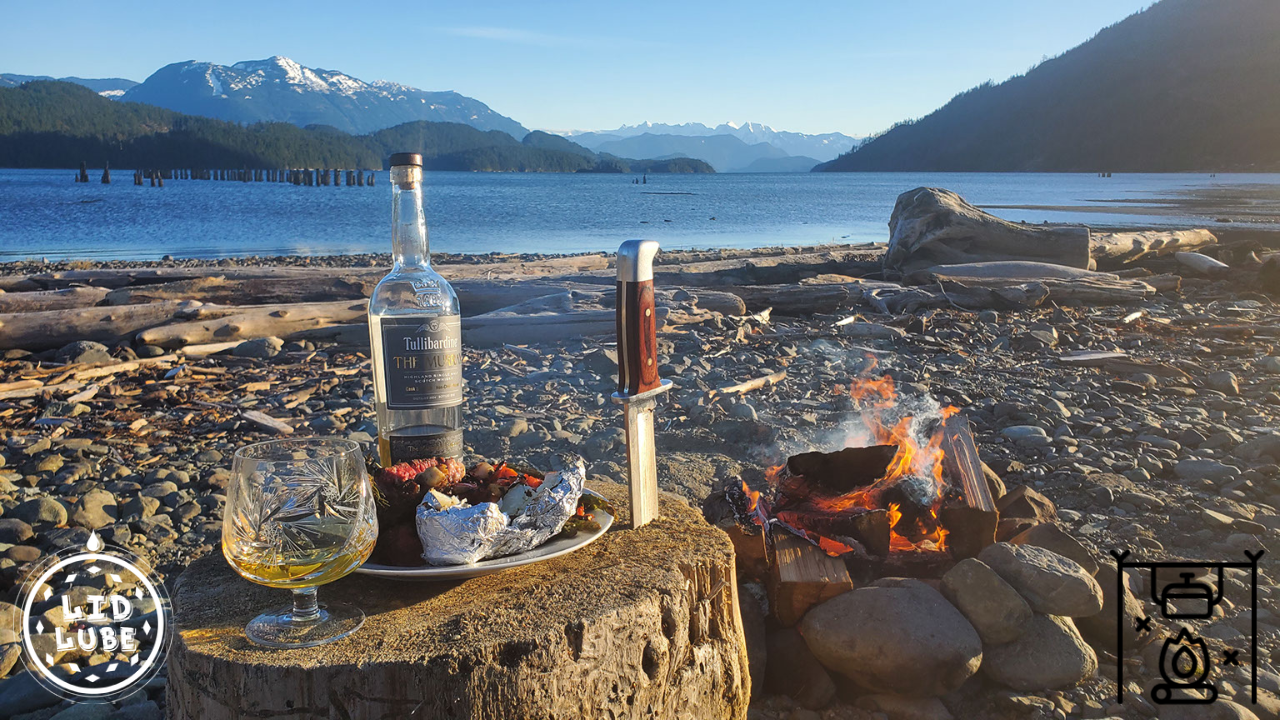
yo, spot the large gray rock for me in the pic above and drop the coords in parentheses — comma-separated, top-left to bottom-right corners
(982, 614, 1097, 691)
(940, 558, 1032, 645)
(233, 336, 284, 359)
(0, 518, 33, 544)
(978, 542, 1103, 617)
(1075, 565, 1147, 653)
(799, 577, 982, 696)
(70, 489, 118, 530)
(55, 340, 113, 365)
(1009, 523, 1098, 576)
(10, 497, 67, 527)
(0, 670, 64, 716)
(1235, 434, 1280, 463)
(885, 187, 1091, 275)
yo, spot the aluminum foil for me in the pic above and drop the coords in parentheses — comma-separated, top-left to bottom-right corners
(415, 457, 586, 566)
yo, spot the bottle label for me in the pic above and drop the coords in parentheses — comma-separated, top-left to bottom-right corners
(389, 430, 463, 462)
(380, 316, 463, 409)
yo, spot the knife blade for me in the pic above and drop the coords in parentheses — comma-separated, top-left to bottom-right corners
(612, 239, 671, 528)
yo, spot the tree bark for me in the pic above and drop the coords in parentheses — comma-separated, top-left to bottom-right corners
(166, 484, 749, 720)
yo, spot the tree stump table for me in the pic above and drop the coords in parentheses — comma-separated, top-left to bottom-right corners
(166, 483, 750, 719)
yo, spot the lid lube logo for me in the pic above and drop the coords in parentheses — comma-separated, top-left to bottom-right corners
(18, 532, 170, 703)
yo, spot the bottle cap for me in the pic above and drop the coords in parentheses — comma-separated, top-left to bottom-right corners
(388, 152, 423, 168)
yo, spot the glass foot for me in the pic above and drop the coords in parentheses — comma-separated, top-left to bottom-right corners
(245, 602, 364, 649)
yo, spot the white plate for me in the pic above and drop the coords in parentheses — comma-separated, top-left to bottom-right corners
(354, 490, 614, 581)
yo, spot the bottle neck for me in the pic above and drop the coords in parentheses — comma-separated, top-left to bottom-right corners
(390, 166, 429, 269)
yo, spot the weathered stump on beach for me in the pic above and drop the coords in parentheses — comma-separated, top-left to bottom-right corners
(167, 483, 750, 720)
(885, 187, 1092, 274)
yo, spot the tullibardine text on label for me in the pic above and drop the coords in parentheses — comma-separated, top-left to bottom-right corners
(380, 316, 463, 409)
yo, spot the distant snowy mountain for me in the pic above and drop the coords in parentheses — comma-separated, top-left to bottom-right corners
(567, 121, 862, 162)
(120, 56, 527, 137)
(0, 74, 138, 97)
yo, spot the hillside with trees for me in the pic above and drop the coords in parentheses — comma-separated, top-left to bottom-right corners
(0, 81, 712, 173)
(818, 0, 1280, 172)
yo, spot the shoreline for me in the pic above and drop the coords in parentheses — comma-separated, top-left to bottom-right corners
(0, 219, 1277, 717)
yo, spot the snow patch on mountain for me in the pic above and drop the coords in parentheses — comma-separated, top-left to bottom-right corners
(121, 57, 528, 137)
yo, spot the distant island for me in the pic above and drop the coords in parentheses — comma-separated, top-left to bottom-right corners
(818, 0, 1280, 173)
(0, 81, 714, 174)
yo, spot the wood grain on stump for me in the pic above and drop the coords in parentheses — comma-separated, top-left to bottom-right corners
(167, 483, 749, 720)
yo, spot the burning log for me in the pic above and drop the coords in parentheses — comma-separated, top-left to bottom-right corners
(784, 445, 897, 491)
(766, 532, 853, 627)
(775, 507, 890, 559)
(938, 506, 999, 560)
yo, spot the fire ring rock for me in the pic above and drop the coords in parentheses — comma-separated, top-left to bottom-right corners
(978, 542, 1103, 618)
(798, 577, 982, 697)
(982, 614, 1098, 691)
(940, 558, 1032, 645)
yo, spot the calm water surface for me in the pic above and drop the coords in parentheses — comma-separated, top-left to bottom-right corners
(1, 169, 1277, 261)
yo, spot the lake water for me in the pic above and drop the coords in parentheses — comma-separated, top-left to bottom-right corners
(1, 169, 1278, 261)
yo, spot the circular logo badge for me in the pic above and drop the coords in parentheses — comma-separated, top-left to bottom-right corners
(18, 532, 170, 704)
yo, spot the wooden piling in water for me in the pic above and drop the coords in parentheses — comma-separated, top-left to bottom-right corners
(101, 164, 110, 184)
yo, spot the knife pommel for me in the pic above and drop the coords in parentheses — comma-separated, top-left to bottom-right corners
(616, 239, 661, 397)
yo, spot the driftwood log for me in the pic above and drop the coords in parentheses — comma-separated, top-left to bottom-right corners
(885, 187, 1092, 274)
(0, 286, 111, 314)
(166, 484, 749, 720)
(1091, 230, 1217, 269)
(9, 255, 612, 291)
(136, 300, 369, 348)
(0, 300, 210, 351)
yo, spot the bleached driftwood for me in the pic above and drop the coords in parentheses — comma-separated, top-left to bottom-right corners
(906, 262, 1115, 284)
(861, 276, 1155, 314)
(0, 286, 111, 314)
(105, 275, 378, 306)
(136, 300, 369, 348)
(1092, 230, 1217, 269)
(885, 188, 1092, 274)
(1175, 252, 1230, 276)
(654, 251, 881, 287)
(0, 301, 208, 351)
(166, 485, 748, 720)
(14, 255, 611, 291)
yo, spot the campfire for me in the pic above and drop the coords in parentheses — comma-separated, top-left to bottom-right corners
(734, 371, 997, 570)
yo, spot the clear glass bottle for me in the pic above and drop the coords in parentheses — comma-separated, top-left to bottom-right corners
(368, 153, 463, 465)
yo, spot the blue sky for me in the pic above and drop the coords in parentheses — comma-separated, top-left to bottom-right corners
(0, 0, 1154, 137)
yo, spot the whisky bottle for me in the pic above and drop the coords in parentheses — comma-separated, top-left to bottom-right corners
(368, 153, 463, 464)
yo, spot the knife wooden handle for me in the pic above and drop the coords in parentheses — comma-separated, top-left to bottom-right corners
(615, 239, 662, 396)
(617, 279, 661, 396)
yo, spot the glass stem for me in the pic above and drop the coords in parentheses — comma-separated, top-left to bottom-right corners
(291, 587, 321, 623)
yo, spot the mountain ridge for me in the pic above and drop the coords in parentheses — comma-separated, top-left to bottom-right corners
(0, 74, 138, 96)
(567, 120, 860, 164)
(120, 56, 528, 139)
(818, 0, 1280, 172)
(0, 80, 712, 174)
